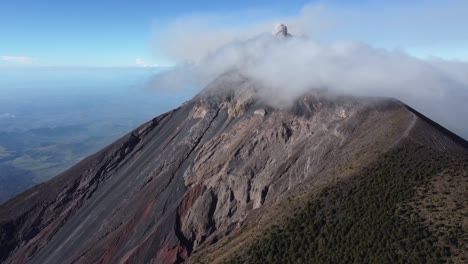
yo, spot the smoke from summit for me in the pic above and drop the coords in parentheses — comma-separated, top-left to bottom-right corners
(149, 2, 468, 139)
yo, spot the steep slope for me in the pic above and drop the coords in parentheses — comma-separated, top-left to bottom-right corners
(218, 141, 467, 263)
(1, 72, 467, 264)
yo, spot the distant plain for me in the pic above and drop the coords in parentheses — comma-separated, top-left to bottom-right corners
(0, 67, 191, 203)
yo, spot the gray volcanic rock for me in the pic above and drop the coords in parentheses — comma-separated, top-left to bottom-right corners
(1, 71, 467, 264)
(274, 23, 292, 37)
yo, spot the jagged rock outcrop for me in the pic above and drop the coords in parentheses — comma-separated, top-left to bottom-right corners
(1, 72, 467, 264)
(274, 23, 292, 37)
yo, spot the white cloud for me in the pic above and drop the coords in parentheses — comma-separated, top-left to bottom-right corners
(150, 0, 468, 63)
(1, 56, 37, 64)
(149, 1, 468, 140)
(135, 58, 159, 67)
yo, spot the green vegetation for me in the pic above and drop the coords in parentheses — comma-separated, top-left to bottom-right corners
(229, 142, 467, 264)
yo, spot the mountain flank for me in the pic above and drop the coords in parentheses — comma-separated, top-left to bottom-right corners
(0, 72, 467, 264)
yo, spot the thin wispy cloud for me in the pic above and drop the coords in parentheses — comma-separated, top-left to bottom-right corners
(135, 58, 159, 68)
(0, 112, 15, 119)
(1, 55, 37, 64)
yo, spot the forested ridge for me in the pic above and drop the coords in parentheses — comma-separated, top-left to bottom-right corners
(228, 142, 467, 264)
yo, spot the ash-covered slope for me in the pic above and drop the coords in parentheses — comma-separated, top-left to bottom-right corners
(1, 72, 467, 264)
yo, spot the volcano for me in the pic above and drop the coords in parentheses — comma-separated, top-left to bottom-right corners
(1, 71, 467, 264)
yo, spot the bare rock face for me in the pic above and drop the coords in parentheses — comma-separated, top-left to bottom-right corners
(1, 71, 467, 264)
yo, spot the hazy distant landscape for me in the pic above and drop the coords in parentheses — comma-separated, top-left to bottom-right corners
(0, 67, 192, 203)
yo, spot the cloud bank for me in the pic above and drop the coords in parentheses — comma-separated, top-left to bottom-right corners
(149, 1, 468, 139)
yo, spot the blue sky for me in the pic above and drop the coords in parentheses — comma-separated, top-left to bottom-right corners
(1, 0, 467, 67)
(0, 0, 311, 67)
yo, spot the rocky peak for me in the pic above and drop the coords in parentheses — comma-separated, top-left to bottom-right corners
(274, 23, 291, 37)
